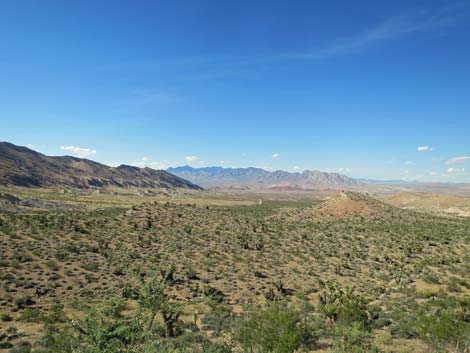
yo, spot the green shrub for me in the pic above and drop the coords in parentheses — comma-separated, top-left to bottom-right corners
(319, 280, 372, 330)
(0, 342, 13, 349)
(0, 311, 12, 322)
(184, 263, 198, 280)
(8, 340, 32, 353)
(45, 260, 59, 271)
(421, 273, 440, 285)
(160, 263, 176, 284)
(19, 308, 43, 322)
(34, 293, 227, 353)
(416, 308, 470, 352)
(390, 315, 418, 339)
(203, 285, 225, 303)
(235, 303, 319, 353)
(57, 299, 140, 353)
(338, 292, 371, 330)
(201, 304, 233, 336)
(122, 282, 139, 299)
(82, 262, 99, 272)
(43, 303, 67, 324)
(15, 295, 35, 310)
(417, 288, 438, 299)
(332, 322, 378, 353)
(447, 278, 462, 293)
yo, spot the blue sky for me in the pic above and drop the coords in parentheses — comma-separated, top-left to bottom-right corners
(1, 0, 470, 181)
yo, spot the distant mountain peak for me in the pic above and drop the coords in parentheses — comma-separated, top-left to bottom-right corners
(167, 165, 356, 190)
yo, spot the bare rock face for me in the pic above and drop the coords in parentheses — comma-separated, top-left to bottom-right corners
(0, 142, 202, 190)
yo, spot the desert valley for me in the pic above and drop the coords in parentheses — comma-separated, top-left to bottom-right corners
(1, 142, 470, 353)
(2, 1, 470, 352)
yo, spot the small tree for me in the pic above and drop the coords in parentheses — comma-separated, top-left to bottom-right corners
(137, 278, 181, 337)
(319, 280, 371, 330)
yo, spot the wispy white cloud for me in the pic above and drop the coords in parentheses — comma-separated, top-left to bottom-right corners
(60, 145, 96, 157)
(132, 161, 173, 170)
(447, 156, 470, 165)
(185, 156, 200, 162)
(447, 167, 466, 174)
(185, 155, 204, 164)
(404, 160, 414, 165)
(417, 146, 432, 152)
(127, 156, 179, 170)
(301, 7, 456, 59)
(272, 153, 280, 158)
(220, 160, 236, 166)
(110, 5, 463, 83)
(429, 171, 452, 179)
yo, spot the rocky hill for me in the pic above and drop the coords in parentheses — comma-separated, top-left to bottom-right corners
(0, 142, 202, 190)
(167, 165, 357, 190)
(315, 191, 396, 219)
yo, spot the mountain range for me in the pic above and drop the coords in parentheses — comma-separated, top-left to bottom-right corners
(167, 165, 357, 190)
(0, 142, 201, 190)
(3, 142, 468, 195)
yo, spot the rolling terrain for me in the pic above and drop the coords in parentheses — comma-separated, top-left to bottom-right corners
(382, 192, 470, 217)
(0, 187, 469, 352)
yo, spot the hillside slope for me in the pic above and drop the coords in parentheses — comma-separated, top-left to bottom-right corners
(0, 142, 202, 190)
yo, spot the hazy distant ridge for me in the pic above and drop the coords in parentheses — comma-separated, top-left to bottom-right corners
(167, 165, 357, 190)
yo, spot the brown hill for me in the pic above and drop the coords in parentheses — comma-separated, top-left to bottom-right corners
(276, 191, 402, 222)
(316, 191, 394, 218)
(0, 142, 202, 190)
